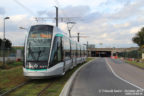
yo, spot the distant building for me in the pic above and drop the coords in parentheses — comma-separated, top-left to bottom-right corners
(87, 47, 138, 57)
(88, 44, 95, 48)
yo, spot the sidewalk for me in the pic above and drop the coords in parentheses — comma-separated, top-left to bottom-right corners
(107, 58, 144, 89)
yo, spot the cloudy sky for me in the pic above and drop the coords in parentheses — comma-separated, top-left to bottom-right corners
(0, 0, 144, 48)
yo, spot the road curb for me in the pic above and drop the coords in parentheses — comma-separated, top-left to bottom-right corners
(59, 58, 96, 96)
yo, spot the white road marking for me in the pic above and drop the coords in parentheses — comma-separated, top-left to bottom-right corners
(105, 58, 144, 91)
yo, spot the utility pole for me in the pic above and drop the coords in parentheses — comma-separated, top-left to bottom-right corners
(77, 33, 80, 42)
(71, 33, 88, 42)
(87, 41, 89, 57)
(3, 17, 10, 67)
(87, 41, 88, 49)
(68, 30, 71, 37)
(55, 6, 58, 27)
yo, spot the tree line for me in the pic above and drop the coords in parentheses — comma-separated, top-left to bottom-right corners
(0, 38, 12, 49)
(132, 27, 144, 50)
(117, 27, 144, 59)
(118, 50, 141, 59)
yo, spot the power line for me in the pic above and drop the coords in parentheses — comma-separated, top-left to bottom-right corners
(53, 0, 81, 38)
(13, 0, 36, 16)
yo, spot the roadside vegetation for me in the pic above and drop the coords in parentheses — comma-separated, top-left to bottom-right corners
(0, 61, 22, 69)
(117, 27, 144, 70)
(118, 50, 141, 59)
(0, 46, 24, 57)
(0, 57, 94, 96)
(0, 61, 27, 94)
(125, 60, 144, 69)
(120, 27, 144, 69)
(0, 46, 24, 69)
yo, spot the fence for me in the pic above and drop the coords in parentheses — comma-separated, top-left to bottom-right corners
(0, 47, 24, 62)
(118, 50, 142, 59)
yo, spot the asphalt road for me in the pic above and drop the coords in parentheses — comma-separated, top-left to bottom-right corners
(69, 58, 143, 96)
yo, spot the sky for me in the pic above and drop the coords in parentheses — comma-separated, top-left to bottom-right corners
(0, 0, 144, 48)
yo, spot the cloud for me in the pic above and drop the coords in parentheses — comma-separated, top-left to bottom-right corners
(37, 5, 91, 18)
(0, 0, 144, 48)
(37, 10, 47, 16)
(0, 14, 36, 45)
(59, 0, 108, 8)
(61, 5, 90, 17)
(108, 0, 144, 20)
(129, 26, 141, 34)
(0, 15, 35, 32)
(83, 12, 102, 23)
(113, 22, 130, 29)
(0, 7, 5, 15)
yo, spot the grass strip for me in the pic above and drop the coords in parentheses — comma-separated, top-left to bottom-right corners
(125, 60, 144, 69)
(0, 66, 28, 94)
(0, 61, 22, 69)
(7, 57, 94, 96)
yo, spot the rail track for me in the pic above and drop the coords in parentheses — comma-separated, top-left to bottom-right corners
(0, 80, 31, 96)
(37, 82, 53, 96)
(37, 78, 57, 96)
(0, 79, 57, 96)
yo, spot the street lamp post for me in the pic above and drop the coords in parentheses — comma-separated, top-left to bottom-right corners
(67, 22, 76, 38)
(2, 17, 10, 67)
(4, 17, 10, 39)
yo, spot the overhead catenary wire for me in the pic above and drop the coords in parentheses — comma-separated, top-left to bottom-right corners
(13, 0, 81, 32)
(53, 0, 84, 35)
(8, 0, 37, 46)
(13, 0, 36, 16)
(53, 0, 82, 23)
(53, 0, 82, 37)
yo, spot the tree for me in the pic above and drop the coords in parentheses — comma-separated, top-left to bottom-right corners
(5, 39, 12, 49)
(132, 27, 144, 48)
(0, 38, 2, 48)
(132, 27, 144, 59)
(0, 38, 12, 49)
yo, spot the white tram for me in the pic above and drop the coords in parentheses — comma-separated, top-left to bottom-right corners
(23, 24, 87, 79)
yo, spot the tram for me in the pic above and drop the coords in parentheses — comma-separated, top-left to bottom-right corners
(23, 24, 87, 79)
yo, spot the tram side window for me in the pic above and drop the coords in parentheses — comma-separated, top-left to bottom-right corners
(83, 47, 85, 56)
(85, 48, 87, 56)
(82, 47, 83, 57)
(75, 44, 78, 57)
(63, 37, 71, 60)
(78, 45, 80, 57)
(81, 46, 83, 57)
(83, 46, 85, 57)
(73, 42, 76, 58)
(70, 40, 72, 58)
(71, 42, 75, 58)
(49, 37, 62, 67)
(70, 41, 72, 58)
(77, 45, 79, 57)
(85, 47, 87, 56)
(79, 45, 81, 57)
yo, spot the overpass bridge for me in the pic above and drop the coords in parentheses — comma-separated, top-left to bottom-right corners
(87, 47, 138, 57)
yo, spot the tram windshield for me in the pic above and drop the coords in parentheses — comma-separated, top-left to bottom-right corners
(26, 25, 53, 61)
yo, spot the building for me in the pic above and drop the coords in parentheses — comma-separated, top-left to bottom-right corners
(87, 47, 138, 57)
(88, 44, 95, 49)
